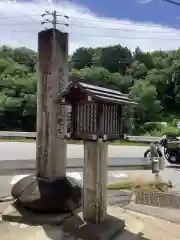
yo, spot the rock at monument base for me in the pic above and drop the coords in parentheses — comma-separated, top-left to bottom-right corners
(11, 175, 82, 213)
(2, 201, 71, 225)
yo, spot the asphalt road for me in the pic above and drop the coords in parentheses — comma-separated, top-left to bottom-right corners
(0, 142, 148, 172)
(0, 142, 147, 198)
(0, 142, 180, 200)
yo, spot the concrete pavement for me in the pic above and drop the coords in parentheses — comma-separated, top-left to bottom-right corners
(1, 204, 180, 240)
(0, 164, 180, 239)
(0, 168, 174, 201)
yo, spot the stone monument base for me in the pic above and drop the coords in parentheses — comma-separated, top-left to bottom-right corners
(11, 175, 82, 213)
(62, 212, 125, 240)
(2, 201, 73, 225)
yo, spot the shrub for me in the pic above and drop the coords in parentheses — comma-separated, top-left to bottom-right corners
(164, 126, 180, 137)
(144, 122, 167, 132)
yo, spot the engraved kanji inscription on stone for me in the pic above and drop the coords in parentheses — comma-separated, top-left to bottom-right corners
(58, 67, 66, 93)
(56, 105, 67, 137)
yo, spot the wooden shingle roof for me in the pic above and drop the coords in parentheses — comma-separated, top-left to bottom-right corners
(57, 76, 137, 105)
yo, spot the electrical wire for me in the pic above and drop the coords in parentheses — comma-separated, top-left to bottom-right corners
(0, 14, 40, 19)
(67, 31, 180, 41)
(0, 11, 180, 45)
(162, 0, 180, 6)
(0, 12, 179, 34)
(0, 15, 180, 37)
(9, 29, 180, 41)
(2, 20, 180, 36)
(53, 12, 176, 29)
(1, 25, 180, 41)
(0, 22, 42, 26)
(65, 23, 180, 34)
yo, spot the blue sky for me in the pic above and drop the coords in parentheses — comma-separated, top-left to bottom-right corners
(70, 0, 180, 28)
(1, 0, 180, 53)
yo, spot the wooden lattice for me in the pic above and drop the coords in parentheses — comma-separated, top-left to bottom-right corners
(102, 104, 119, 134)
(76, 103, 97, 133)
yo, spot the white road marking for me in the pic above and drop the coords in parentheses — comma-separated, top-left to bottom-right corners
(66, 172, 82, 181)
(10, 175, 29, 185)
(9, 171, 128, 187)
(9, 222, 18, 226)
(20, 224, 28, 229)
(109, 171, 128, 178)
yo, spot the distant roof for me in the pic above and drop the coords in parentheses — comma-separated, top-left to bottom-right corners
(57, 76, 137, 105)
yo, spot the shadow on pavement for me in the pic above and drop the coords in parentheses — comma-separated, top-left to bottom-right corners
(43, 226, 150, 240)
(43, 213, 150, 240)
(114, 231, 150, 240)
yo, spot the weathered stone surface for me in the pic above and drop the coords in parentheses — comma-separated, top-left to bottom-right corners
(11, 175, 82, 213)
(62, 213, 125, 240)
(2, 201, 71, 225)
(83, 141, 108, 223)
(135, 191, 180, 209)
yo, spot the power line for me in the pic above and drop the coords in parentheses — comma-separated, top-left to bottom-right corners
(58, 13, 170, 29)
(64, 23, 180, 35)
(0, 60, 132, 65)
(0, 12, 178, 31)
(162, 0, 180, 6)
(0, 14, 40, 19)
(1, 21, 180, 37)
(0, 22, 42, 26)
(4, 27, 180, 41)
(0, 13, 180, 36)
(1, 11, 180, 42)
(68, 32, 180, 41)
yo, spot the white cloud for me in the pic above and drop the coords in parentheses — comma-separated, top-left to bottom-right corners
(0, 0, 180, 54)
(137, 0, 154, 4)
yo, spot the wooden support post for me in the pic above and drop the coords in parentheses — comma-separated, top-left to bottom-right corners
(83, 139, 108, 223)
(36, 29, 68, 180)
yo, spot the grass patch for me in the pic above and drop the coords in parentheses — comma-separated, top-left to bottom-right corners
(107, 181, 133, 190)
(107, 180, 172, 192)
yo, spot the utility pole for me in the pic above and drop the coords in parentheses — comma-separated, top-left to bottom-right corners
(36, 10, 69, 180)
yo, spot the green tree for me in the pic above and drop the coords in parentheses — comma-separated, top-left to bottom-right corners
(133, 47, 154, 69)
(130, 80, 163, 124)
(71, 47, 93, 69)
(127, 61, 148, 79)
(99, 45, 132, 74)
(1, 44, 180, 133)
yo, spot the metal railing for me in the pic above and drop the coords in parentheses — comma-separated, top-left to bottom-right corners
(0, 131, 36, 138)
(124, 135, 166, 143)
(0, 131, 165, 143)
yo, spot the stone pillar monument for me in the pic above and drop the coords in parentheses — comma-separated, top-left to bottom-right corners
(9, 29, 81, 213)
(36, 29, 68, 180)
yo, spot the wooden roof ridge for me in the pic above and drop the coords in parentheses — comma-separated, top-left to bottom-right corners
(56, 76, 137, 105)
